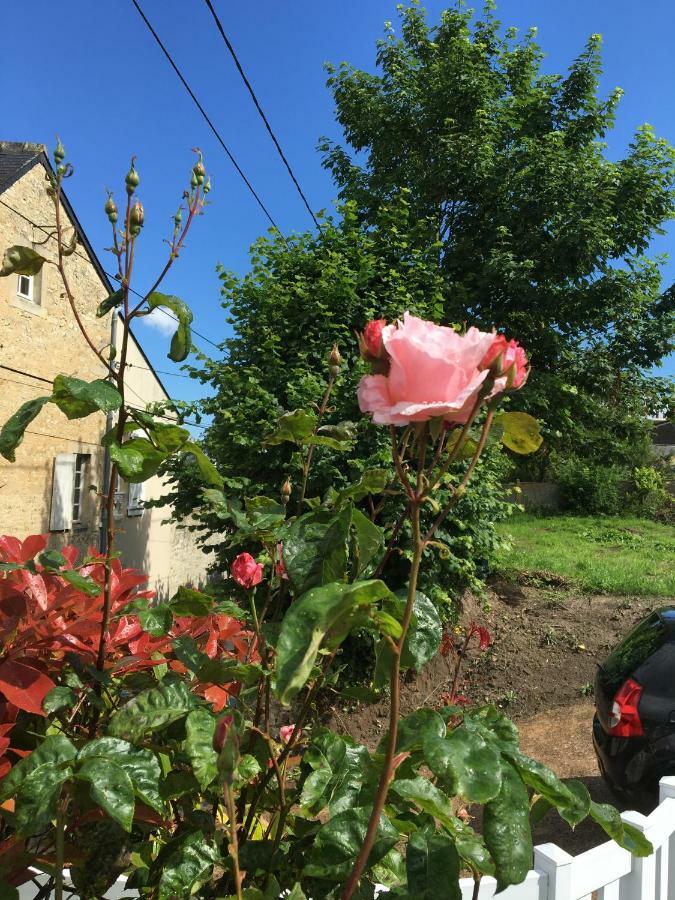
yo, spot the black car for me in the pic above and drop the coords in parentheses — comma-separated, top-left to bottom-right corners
(593, 606, 675, 800)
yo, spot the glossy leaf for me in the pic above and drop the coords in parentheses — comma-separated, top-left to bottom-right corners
(0, 658, 56, 716)
(507, 750, 590, 826)
(406, 829, 461, 900)
(275, 579, 394, 704)
(303, 805, 398, 879)
(108, 676, 196, 741)
(182, 441, 224, 488)
(350, 508, 384, 576)
(42, 685, 77, 714)
(78, 736, 165, 815)
(109, 437, 167, 483)
(51, 375, 122, 419)
(283, 506, 352, 594)
(169, 586, 215, 617)
(400, 591, 442, 670)
(0, 733, 76, 801)
(185, 708, 218, 790)
(14, 763, 69, 835)
(146, 292, 194, 362)
(589, 801, 653, 856)
(496, 411, 543, 455)
(483, 761, 532, 891)
(153, 829, 219, 900)
(264, 409, 316, 446)
(59, 569, 101, 596)
(77, 757, 135, 831)
(424, 727, 502, 803)
(335, 468, 388, 507)
(0, 396, 51, 462)
(0, 245, 47, 276)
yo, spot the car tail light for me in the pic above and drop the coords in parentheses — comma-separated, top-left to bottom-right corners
(608, 678, 644, 737)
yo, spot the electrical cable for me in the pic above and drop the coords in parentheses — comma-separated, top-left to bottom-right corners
(129, 0, 287, 238)
(202, 0, 319, 229)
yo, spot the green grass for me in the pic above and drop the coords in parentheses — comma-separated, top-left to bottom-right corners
(496, 514, 675, 597)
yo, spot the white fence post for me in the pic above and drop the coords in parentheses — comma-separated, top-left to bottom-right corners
(533, 843, 573, 899)
(659, 776, 675, 899)
(621, 810, 656, 899)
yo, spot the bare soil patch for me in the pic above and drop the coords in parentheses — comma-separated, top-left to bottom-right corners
(326, 579, 667, 852)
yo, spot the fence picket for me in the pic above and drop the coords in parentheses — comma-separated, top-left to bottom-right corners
(533, 843, 574, 899)
(659, 777, 675, 900)
(620, 810, 656, 899)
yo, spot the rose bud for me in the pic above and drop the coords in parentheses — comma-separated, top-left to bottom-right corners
(328, 344, 342, 378)
(360, 319, 387, 361)
(53, 137, 66, 164)
(213, 714, 234, 752)
(279, 724, 299, 744)
(129, 199, 144, 236)
(125, 158, 140, 195)
(203, 176, 211, 195)
(174, 206, 183, 230)
(231, 552, 264, 589)
(104, 192, 118, 224)
(193, 157, 206, 185)
(281, 477, 292, 505)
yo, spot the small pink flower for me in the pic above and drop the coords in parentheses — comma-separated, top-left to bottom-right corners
(361, 319, 388, 360)
(477, 626, 491, 651)
(357, 313, 496, 426)
(279, 724, 298, 744)
(231, 552, 263, 589)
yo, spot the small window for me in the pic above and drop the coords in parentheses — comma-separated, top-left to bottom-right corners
(71, 454, 88, 524)
(17, 274, 33, 301)
(127, 481, 144, 517)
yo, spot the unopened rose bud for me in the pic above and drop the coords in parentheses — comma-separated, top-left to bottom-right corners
(125, 158, 140, 195)
(193, 157, 206, 185)
(281, 477, 292, 505)
(130, 199, 144, 236)
(53, 138, 65, 164)
(174, 206, 183, 231)
(190, 170, 199, 189)
(213, 714, 234, 752)
(203, 176, 211, 195)
(328, 344, 342, 378)
(104, 192, 118, 224)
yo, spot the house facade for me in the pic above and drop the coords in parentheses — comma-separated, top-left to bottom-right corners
(0, 141, 214, 598)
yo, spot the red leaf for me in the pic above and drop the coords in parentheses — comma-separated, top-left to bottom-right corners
(18, 571, 48, 612)
(0, 660, 56, 716)
(19, 535, 47, 563)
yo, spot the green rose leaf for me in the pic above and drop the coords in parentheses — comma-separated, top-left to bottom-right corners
(0, 734, 76, 801)
(42, 686, 77, 714)
(589, 801, 653, 856)
(335, 468, 388, 507)
(424, 727, 503, 804)
(303, 805, 398, 880)
(14, 763, 70, 836)
(390, 776, 457, 830)
(108, 676, 196, 741)
(350, 508, 384, 577)
(275, 579, 394, 704)
(264, 408, 317, 446)
(59, 569, 101, 596)
(406, 829, 461, 900)
(507, 750, 590, 826)
(51, 374, 122, 419)
(182, 441, 224, 488)
(96, 287, 124, 318)
(125, 598, 173, 636)
(153, 829, 219, 900)
(283, 506, 352, 594)
(185, 708, 218, 790)
(0, 245, 47, 276)
(109, 437, 167, 483)
(483, 761, 533, 891)
(146, 292, 194, 362)
(76, 757, 135, 831)
(0, 396, 51, 462)
(495, 411, 543, 455)
(78, 736, 165, 815)
(169, 586, 215, 617)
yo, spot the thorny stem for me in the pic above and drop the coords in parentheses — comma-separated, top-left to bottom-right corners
(341, 436, 426, 900)
(224, 784, 243, 900)
(297, 374, 336, 513)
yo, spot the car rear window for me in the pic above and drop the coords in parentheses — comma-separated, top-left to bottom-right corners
(600, 612, 667, 694)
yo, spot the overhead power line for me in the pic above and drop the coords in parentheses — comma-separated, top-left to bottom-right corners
(0, 197, 223, 352)
(202, 0, 319, 229)
(129, 0, 286, 238)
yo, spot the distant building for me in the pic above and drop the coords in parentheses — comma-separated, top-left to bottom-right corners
(0, 141, 213, 597)
(652, 418, 675, 460)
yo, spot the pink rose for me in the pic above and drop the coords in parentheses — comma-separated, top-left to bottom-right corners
(361, 319, 388, 360)
(481, 334, 529, 391)
(231, 552, 263, 589)
(357, 313, 495, 426)
(279, 724, 299, 744)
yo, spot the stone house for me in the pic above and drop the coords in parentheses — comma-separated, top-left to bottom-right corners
(0, 141, 213, 598)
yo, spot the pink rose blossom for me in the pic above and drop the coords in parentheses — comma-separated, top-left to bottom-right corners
(231, 552, 263, 589)
(279, 724, 298, 744)
(357, 313, 495, 426)
(481, 334, 529, 391)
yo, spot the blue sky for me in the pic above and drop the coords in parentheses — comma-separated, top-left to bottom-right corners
(4, 0, 675, 409)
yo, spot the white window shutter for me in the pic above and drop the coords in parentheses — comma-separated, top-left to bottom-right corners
(50, 453, 76, 531)
(127, 480, 144, 516)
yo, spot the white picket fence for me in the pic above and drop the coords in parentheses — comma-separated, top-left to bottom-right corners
(19, 777, 675, 899)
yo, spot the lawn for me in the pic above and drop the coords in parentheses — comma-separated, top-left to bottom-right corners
(496, 514, 675, 597)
